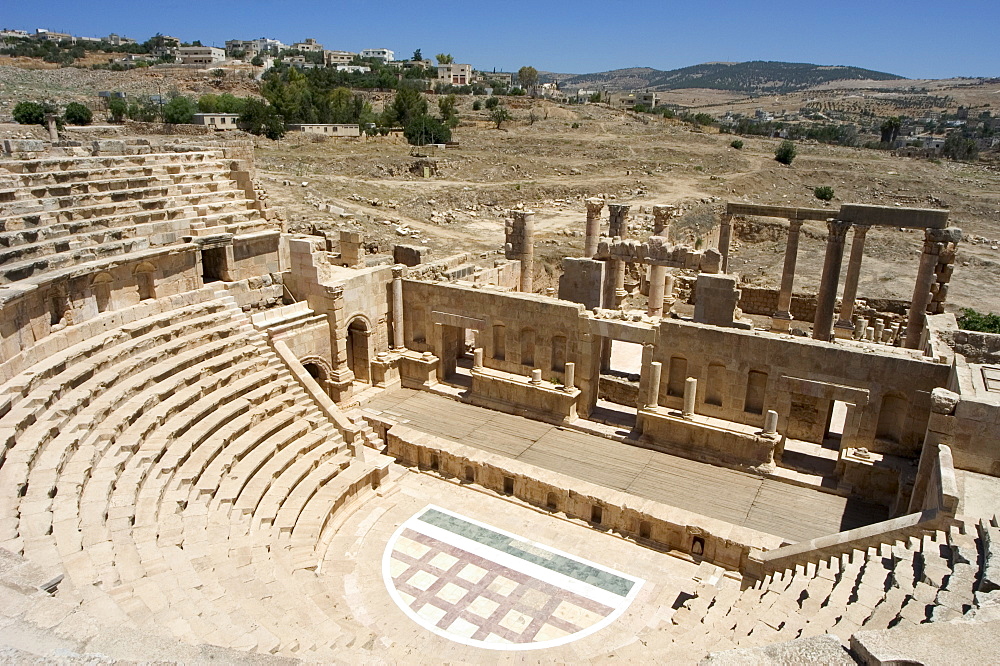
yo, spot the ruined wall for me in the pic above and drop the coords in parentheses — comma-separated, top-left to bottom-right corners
(651, 319, 950, 457)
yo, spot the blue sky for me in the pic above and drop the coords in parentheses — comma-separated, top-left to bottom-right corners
(5, 0, 998, 79)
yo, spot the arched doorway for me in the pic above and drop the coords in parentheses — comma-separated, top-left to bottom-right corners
(346, 317, 371, 384)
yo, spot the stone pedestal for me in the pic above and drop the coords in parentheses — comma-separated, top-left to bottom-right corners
(813, 220, 851, 342)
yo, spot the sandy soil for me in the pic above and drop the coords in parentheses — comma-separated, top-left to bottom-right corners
(256, 98, 1000, 313)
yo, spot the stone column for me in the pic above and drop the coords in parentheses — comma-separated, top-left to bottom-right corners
(506, 210, 535, 293)
(473, 347, 484, 368)
(45, 114, 59, 142)
(645, 362, 662, 410)
(612, 256, 627, 309)
(647, 264, 667, 317)
(663, 273, 676, 312)
(718, 213, 733, 273)
(584, 198, 604, 257)
(763, 409, 779, 435)
(607, 204, 631, 239)
(563, 362, 575, 391)
(834, 224, 870, 339)
(905, 229, 945, 349)
(391, 264, 406, 351)
(812, 220, 851, 342)
(652, 204, 676, 239)
(682, 377, 697, 419)
(771, 219, 804, 331)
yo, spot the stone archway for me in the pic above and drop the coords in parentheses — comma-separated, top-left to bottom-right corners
(299, 355, 335, 397)
(346, 316, 372, 384)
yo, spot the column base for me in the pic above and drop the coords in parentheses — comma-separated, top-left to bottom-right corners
(770, 312, 793, 332)
(833, 320, 855, 339)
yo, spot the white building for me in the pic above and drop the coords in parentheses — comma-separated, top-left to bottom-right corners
(287, 124, 361, 138)
(192, 113, 241, 130)
(225, 37, 285, 57)
(336, 65, 370, 74)
(436, 63, 474, 86)
(360, 48, 394, 63)
(177, 46, 226, 65)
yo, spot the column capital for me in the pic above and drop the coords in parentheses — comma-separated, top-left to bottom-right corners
(852, 223, 871, 238)
(585, 198, 605, 215)
(652, 204, 677, 222)
(391, 264, 407, 279)
(607, 203, 631, 215)
(787, 218, 804, 232)
(827, 220, 852, 239)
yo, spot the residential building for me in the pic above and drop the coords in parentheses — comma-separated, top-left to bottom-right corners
(105, 33, 136, 46)
(293, 38, 323, 52)
(285, 55, 319, 70)
(607, 91, 659, 110)
(287, 124, 362, 138)
(360, 48, 394, 63)
(33, 29, 73, 43)
(324, 50, 357, 66)
(477, 71, 514, 87)
(226, 37, 285, 58)
(192, 113, 241, 130)
(437, 63, 474, 86)
(177, 46, 226, 65)
(335, 65, 370, 74)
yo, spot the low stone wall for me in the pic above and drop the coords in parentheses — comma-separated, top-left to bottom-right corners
(735, 287, 819, 322)
(953, 329, 1000, 364)
(638, 408, 779, 472)
(386, 424, 783, 572)
(469, 366, 580, 424)
(598, 375, 640, 406)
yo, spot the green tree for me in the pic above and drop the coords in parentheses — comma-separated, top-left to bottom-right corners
(879, 116, 901, 144)
(63, 102, 93, 125)
(472, 99, 482, 111)
(775, 139, 797, 165)
(250, 55, 264, 67)
(518, 66, 538, 94)
(588, 91, 602, 103)
(240, 98, 285, 139)
(942, 133, 978, 161)
(12, 101, 48, 125)
(412, 49, 422, 61)
(435, 53, 453, 64)
(484, 96, 500, 110)
(438, 94, 459, 127)
(403, 115, 451, 145)
(107, 97, 127, 123)
(489, 106, 511, 129)
(383, 87, 428, 126)
(162, 96, 197, 124)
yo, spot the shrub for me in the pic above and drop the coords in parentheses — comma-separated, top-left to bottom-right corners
(814, 186, 835, 201)
(730, 139, 744, 149)
(958, 308, 1000, 334)
(162, 96, 197, 124)
(571, 122, 580, 129)
(107, 97, 127, 123)
(775, 139, 797, 165)
(63, 102, 93, 125)
(472, 100, 481, 111)
(12, 101, 47, 125)
(484, 96, 500, 110)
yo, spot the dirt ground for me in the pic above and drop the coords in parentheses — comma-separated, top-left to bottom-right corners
(255, 98, 1000, 314)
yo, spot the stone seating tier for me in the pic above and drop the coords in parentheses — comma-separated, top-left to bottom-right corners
(659, 524, 980, 653)
(0, 284, 389, 658)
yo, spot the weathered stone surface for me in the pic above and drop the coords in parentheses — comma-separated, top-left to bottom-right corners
(700, 634, 854, 665)
(851, 619, 1000, 665)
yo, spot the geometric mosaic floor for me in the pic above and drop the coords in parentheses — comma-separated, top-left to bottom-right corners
(383, 505, 644, 650)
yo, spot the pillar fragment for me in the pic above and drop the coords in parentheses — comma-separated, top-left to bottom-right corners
(645, 362, 662, 411)
(652, 204, 677, 239)
(506, 210, 535, 293)
(682, 377, 697, 419)
(813, 220, 851, 342)
(718, 213, 733, 274)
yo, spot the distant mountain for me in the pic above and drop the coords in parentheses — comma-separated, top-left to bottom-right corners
(541, 61, 905, 95)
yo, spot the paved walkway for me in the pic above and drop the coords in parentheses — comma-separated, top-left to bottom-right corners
(361, 389, 888, 543)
